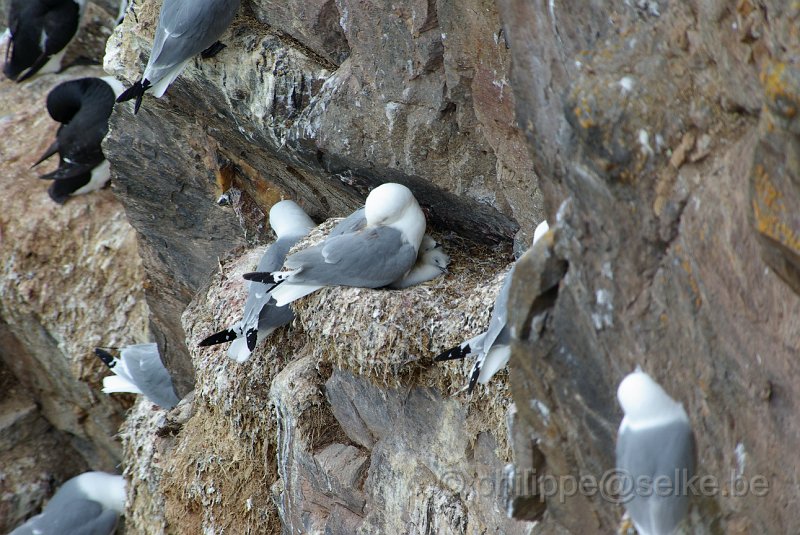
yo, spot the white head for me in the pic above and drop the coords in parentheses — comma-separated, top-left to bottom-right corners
(74, 472, 127, 513)
(269, 200, 315, 239)
(617, 369, 688, 426)
(533, 220, 550, 244)
(364, 183, 426, 251)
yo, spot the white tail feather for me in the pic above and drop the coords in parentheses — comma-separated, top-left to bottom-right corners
(227, 337, 251, 363)
(148, 59, 191, 98)
(102, 375, 142, 394)
(477, 345, 511, 384)
(271, 283, 323, 307)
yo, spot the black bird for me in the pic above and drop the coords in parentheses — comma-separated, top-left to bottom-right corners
(33, 76, 124, 204)
(3, 0, 85, 82)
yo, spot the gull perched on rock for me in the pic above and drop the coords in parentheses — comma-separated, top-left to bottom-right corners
(9, 471, 126, 535)
(243, 183, 427, 307)
(94, 343, 179, 409)
(3, 0, 85, 82)
(435, 220, 550, 392)
(198, 200, 316, 362)
(33, 76, 124, 204)
(328, 207, 449, 289)
(116, 0, 241, 113)
(616, 368, 696, 535)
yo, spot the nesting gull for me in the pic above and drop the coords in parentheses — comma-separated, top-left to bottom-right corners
(243, 182, 427, 307)
(616, 368, 696, 535)
(198, 200, 316, 362)
(9, 471, 126, 535)
(116, 0, 241, 113)
(33, 76, 124, 204)
(3, 0, 85, 82)
(435, 220, 549, 392)
(328, 207, 449, 289)
(95, 343, 179, 409)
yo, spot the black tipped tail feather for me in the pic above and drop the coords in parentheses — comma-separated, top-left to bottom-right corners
(245, 328, 258, 352)
(198, 328, 237, 347)
(242, 272, 281, 286)
(117, 79, 151, 114)
(94, 348, 116, 368)
(434, 343, 472, 362)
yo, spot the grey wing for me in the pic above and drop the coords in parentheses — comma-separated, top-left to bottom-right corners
(121, 344, 179, 409)
(257, 301, 295, 332)
(14, 499, 117, 535)
(286, 227, 418, 288)
(241, 237, 299, 329)
(146, 0, 240, 79)
(482, 266, 515, 351)
(616, 421, 696, 535)
(330, 208, 366, 237)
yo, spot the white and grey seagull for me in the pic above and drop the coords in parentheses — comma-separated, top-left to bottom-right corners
(435, 220, 549, 392)
(94, 343, 179, 409)
(243, 183, 427, 307)
(198, 200, 316, 362)
(616, 368, 696, 535)
(116, 0, 241, 113)
(327, 207, 449, 289)
(9, 471, 126, 535)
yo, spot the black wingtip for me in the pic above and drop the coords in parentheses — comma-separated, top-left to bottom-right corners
(198, 328, 237, 347)
(434, 343, 472, 362)
(245, 328, 258, 352)
(94, 348, 116, 368)
(466, 362, 481, 394)
(116, 79, 150, 114)
(242, 272, 278, 284)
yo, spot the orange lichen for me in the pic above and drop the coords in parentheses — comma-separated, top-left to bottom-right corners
(752, 167, 800, 252)
(760, 62, 800, 118)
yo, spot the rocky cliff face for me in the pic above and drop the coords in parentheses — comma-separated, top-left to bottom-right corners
(2, 0, 799, 533)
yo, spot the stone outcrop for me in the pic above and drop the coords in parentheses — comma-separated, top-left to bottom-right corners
(500, 0, 800, 532)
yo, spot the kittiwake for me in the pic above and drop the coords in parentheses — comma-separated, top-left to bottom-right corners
(9, 471, 126, 535)
(243, 182, 427, 307)
(329, 207, 449, 288)
(33, 76, 124, 204)
(95, 343, 179, 409)
(116, 0, 241, 113)
(198, 200, 316, 362)
(3, 0, 85, 82)
(435, 220, 550, 392)
(616, 368, 696, 535)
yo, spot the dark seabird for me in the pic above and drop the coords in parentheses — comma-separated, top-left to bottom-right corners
(33, 76, 124, 204)
(3, 0, 85, 82)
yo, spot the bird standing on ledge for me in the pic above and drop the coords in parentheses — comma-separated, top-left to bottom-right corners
(116, 0, 241, 113)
